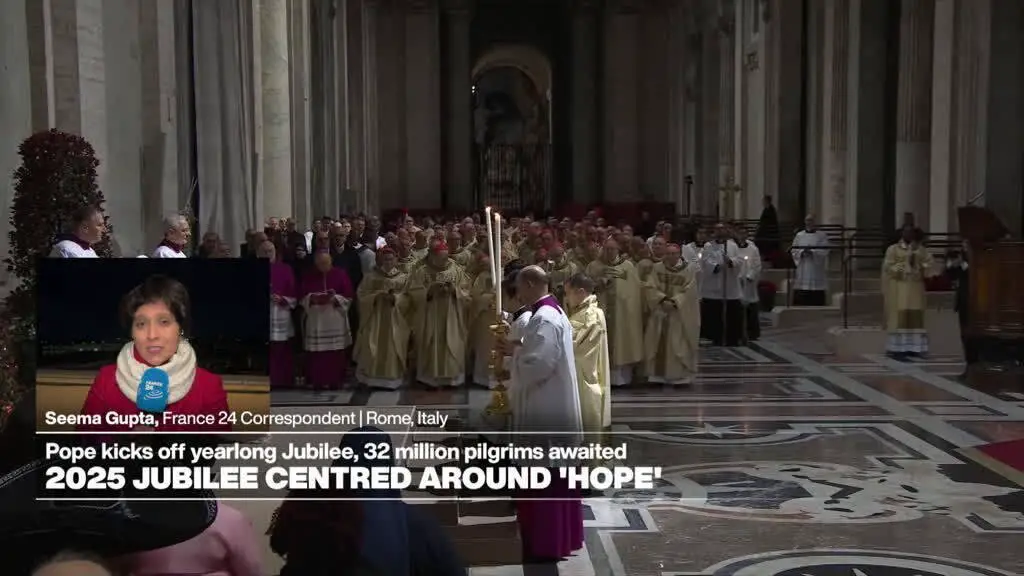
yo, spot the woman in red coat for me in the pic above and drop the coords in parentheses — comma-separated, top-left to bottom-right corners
(79, 274, 231, 432)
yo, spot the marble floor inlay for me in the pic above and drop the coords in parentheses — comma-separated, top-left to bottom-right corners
(258, 338, 1024, 575)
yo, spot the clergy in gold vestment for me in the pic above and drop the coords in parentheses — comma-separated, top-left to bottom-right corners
(882, 225, 936, 358)
(643, 244, 700, 384)
(407, 241, 472, 387)
(586, 237, 645, 386)
(468, 253, 499, 388)
(447, 230, 474, 269)
(354, 247, 412, 390)
(546, 243, 578, 305)
(564, 273, 611, 433)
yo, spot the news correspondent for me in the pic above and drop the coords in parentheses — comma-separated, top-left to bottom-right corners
(78, 274, 231, 432)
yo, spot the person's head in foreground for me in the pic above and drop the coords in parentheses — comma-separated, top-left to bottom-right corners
(2, 457, 220, 575)
(563, 273, 595, 310)
(514, 265, 549, 306)
(269, 426, 464, 576)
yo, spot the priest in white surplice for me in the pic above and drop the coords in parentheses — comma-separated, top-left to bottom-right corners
(152, 214, 191, 258)
(790, 214, 830, 306)
(50, 205, 105, 258)
(499, 265, 584, 565)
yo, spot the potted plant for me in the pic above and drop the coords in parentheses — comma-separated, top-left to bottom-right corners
(758, 280, 778, 311)
(0, 130, 113, 430)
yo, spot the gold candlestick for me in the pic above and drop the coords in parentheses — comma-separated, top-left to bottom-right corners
(486, 320, 512, 416)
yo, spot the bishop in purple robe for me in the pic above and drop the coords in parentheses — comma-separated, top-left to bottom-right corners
(299, 251, 355, 390)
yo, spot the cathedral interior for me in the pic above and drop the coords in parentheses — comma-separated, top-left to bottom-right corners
(4, 0, 1024, 574)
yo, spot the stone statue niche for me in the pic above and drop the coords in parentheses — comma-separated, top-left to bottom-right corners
(473, 67, 550, 212)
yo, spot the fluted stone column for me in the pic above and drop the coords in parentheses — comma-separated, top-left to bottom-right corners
(820, 0, 849, 226)
(698, 5, 720, 215)
(718, 0, 737, 218)
(139, 0, 183, 246)
(984, 0, 1023, 236)
(404, 0, 442, 209)
(951, 0, 991, 212)
(666, 0, 690, 212)
(362, 0, 381, 214)
(571, 0, 600, 206)
(603, 0, 640, 202)
(288, 0, 313, 224)
(261, 0, 293, 220)
(341, 0, 365, 213)
(444, 0, 473, 212)
(894, 0, 934, 226)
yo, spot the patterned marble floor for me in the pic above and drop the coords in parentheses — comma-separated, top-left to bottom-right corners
(254, 337, 1024, 576)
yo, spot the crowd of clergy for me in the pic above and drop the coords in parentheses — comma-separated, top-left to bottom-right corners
(240, 211, 778, 394)
(50, 199, 962, 382)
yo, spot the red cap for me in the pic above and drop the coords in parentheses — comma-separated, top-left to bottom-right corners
(431, 242, 448, 253)
(667, 243, 681, 250)
(378, 246, 395, 255)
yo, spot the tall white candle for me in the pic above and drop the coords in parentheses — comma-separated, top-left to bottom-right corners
(484, 207, 495, 277)
(494, 212, 503, 315)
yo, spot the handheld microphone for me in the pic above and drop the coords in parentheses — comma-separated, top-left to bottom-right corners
(135, 367, 170, 414)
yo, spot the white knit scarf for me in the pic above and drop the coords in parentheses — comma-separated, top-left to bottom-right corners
(115, 339, 198, 405)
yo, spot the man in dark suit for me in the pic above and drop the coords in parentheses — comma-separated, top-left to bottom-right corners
(946, 242, 977, 378)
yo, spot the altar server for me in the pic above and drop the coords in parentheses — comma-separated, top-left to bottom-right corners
(50, 205, 105, 258)
(700, 223, 743, 346)
(790, 215, 830, 306)
(152, 214, 191, 258)
(735, 227, 763, 341)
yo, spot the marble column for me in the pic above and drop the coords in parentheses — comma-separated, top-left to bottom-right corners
(444, 0, 473, 212)
(261, 0, 293, 220)
(602, 0, 640, 202)
(571, 0, 600, 206)
(139, 0, 183, 247)
(288, 0, 312, 224)
(376, 0, 406, 210)
(666, 0, 690, 213)
(951, 0, 990, 212)
(803, 0, 824, 219)
(342, 0, 366, 212)
(362, 0, 381, 214)
(404, 0, 441, 209)
(697, 5, 720, 215)
(637, 1, 669, 201)
(717, 0, 737, 217)
(764, 0, 804, 224)
(820, 0, 849, 226)
(894, 0, 934, 227)
(927, 0, 954, 234)
(984, 0, 1023, 235)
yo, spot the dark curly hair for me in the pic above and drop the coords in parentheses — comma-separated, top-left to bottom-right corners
(119, 275, 191, 335)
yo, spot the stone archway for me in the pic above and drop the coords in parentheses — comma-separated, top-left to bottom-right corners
(472, 44, 553, 213)
(472, 43, 552, 99)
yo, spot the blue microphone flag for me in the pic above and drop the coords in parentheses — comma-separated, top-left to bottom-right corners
(136, 367, 170, 414)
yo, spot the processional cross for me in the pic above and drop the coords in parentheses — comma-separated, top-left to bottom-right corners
(718, 176, 743, 220)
